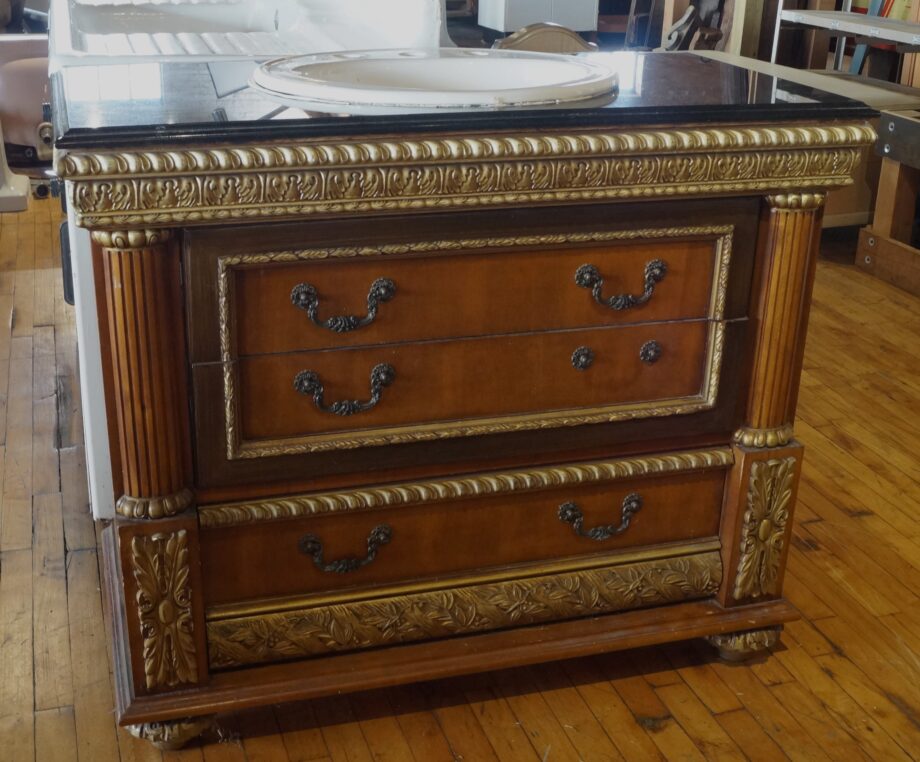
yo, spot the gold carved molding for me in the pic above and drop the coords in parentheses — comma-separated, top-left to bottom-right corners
(733, 457, 797, 600)
(56, 124, 875, 227)
(199, 446, 734, 528)
(130, 531, 199, 691)
(765, 192, 826, 210)
(706, 626, 782, 661)
(220, 227, 731, 458)
(91, 229, 174, 248)
(732, 424, 794, 449)
(127, 717, 213, 751)
(206, 550, 722, 669)
(117, 488, 194, 521)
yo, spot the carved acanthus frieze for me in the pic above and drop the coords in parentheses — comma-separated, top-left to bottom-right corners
(55, 124, 874, 227)
(130, 531, 198, 690)
(206, 550, 722, 669)
(733, 457, 797, 600)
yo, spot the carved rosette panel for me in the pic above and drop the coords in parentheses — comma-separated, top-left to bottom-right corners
(206, 551, 722, 669)
(131, 531, 199, 690)
(733, 458, 797, 600)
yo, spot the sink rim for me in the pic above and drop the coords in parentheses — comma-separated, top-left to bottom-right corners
(249, 48, 618, 109)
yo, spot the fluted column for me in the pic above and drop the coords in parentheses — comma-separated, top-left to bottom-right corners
(95, 229, 193, 518)
(96, 229, 207, 699)
(734, 193, 825, 448)
(719, 194, 821, 611)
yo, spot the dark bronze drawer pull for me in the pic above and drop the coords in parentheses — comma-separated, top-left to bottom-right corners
(574, 260, 667, 310)
(290, 277, 396, 333)
(293, 363, 395, 416)
(299, 524, 393, 574)
(571, 346, 594, 370)
(640, 340, 662, 364)
(558, 493, 643, 540)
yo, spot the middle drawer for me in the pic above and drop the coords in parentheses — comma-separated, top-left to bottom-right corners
(198, 447, 731, 608)
(230, 319, 717, 455)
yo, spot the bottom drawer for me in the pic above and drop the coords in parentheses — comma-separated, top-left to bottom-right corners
(206, 545, 722, 670)
(199, 448, 732, 607)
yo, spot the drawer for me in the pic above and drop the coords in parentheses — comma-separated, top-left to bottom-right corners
(198, 447, 731, 609)
(224, 231, 729, 357)
(228, 319, 720, 456)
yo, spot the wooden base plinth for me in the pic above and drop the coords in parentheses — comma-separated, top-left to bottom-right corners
(101, 527, 797, 732)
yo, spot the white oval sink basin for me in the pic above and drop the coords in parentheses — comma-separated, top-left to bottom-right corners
(250, 48, 618, 109)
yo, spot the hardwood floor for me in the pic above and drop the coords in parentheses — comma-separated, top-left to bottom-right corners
(1, 199, 918, 761)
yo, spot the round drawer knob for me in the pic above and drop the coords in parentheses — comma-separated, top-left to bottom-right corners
(639, 340, 662, 365)
(571, 346, 595, 370)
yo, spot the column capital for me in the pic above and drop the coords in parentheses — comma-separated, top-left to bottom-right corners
(765, 192, 826, 210)
(92, 229, 175, 248)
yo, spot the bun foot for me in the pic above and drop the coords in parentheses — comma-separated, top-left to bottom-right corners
(706, 626, 782, 662)
(126, 716, 213, 750)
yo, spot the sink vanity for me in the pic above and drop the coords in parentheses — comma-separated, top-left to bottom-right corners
(52, 52, 874, 748)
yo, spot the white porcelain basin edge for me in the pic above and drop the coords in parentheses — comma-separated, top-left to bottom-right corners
(250, 49, 618, 110)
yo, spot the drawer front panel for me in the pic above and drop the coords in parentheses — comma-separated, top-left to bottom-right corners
(205, 548, 723, 670)
(199, 459, 728, 607)
(231, 320, 718, 455)
(229, 232, 727, 356)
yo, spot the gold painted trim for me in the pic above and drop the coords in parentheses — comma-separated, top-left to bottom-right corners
(733, 457, 797, 600)
(199, 447, 733, 528)
(56, 124, 875, 227)
(766, 193, 826, 210)
(219, 227, 732, 459)
(733, 424, 794, 449)
(707, 626, 782, 661)
(205, 549, 722, 669)
(127, 718, 213, 751)
(130, 531, 198, 691)
(207, 539, 723, 620)
(91, 229, 174, 248)
(117, 488, 194, 520)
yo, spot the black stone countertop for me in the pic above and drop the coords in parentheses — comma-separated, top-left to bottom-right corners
(53, 51, 876, 151)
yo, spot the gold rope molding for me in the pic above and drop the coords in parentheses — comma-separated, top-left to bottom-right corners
(206, 549, 722, 669)
(198, 447, 733, 528)
(56, 123, 875, 227)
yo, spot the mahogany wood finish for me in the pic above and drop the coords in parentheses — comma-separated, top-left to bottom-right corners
(743, 195, 825, 434)
(97, 231, 193, 519)
(192, 320, 751, 489)
(230, 237, 719, 357)
(77, 118, 868, 747)
(237, 320, 710, 441)
(184, 199, 760, 364)
(200, 468, 726, 605)
(104, 521, 797, 727)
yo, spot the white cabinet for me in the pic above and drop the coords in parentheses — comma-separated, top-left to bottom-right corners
(478, 0, 600, 32)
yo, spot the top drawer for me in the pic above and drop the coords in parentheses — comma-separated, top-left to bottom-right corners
(185, 199, 759, 365)
(227, 232, 728, 357)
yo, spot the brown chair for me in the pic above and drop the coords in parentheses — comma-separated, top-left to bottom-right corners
(492, 22, 598, 53)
